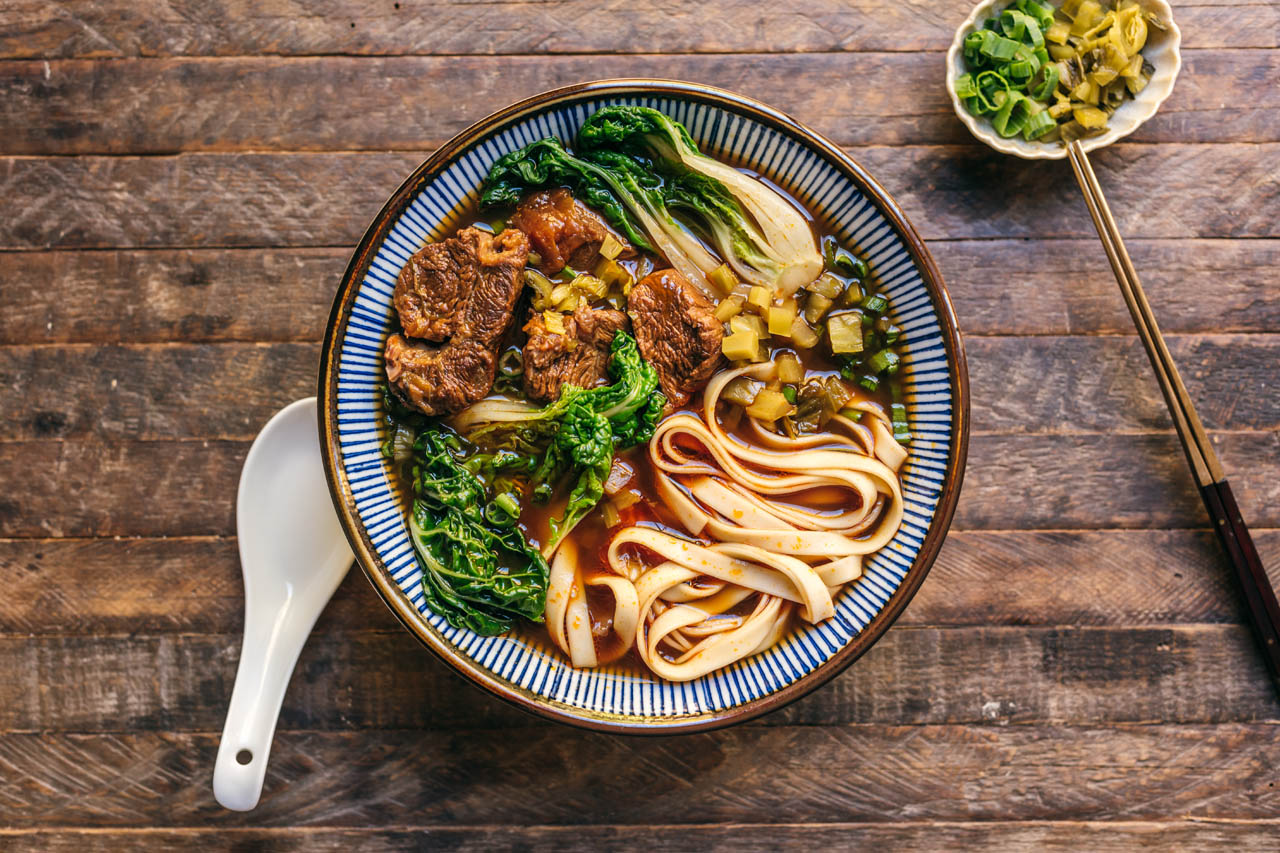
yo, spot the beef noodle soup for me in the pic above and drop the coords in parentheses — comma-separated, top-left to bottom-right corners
(381, 106, 910, 682)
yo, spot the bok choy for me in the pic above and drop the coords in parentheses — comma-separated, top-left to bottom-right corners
(482, 138, 721, 298)
(481, 107, 823, 299)
(577, 106, 824, 296)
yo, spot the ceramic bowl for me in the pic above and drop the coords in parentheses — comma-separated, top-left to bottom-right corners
(946, 0, 1182, 159)
(318, 79, 969, 733)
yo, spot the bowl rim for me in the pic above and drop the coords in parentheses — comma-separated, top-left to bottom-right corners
(317, 78, 971, 735)
(945, 0, 1182, 160)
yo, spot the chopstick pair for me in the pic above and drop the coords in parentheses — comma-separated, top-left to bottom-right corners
(1066, 141, 1280, 692)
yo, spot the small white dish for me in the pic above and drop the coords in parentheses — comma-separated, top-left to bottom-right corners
(945, 0, 1182, 160)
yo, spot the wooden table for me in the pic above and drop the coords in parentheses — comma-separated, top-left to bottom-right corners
(2, 1, 1278, 849)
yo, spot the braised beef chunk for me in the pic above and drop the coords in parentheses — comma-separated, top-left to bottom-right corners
(509, 188, 626, 274)
(384, 227, 530, 416)
(392, 232, 472, 342)
(456, 228, 532, 344)
(522, 305, 630, 403)
(385, 336, 497, 416)
(393, 227, 528, 343)
(628, 269, 723, 408)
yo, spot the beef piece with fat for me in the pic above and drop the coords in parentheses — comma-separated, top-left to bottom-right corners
(509, 189, 630, 274)
(384, 227, 530, 415)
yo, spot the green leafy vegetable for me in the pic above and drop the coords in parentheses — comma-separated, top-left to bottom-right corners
(576, 106, 823, 295)
(381, 383, 429, 462)
(465, 331, 665, 555)
(407, 430, 549, 636)
(481, 107, 825, 299)
(483, 137, 654, 252)
(481, 138, 720, 294)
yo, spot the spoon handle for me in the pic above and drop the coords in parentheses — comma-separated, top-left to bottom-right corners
(213, 588, 329, 811)
(1067, 141, 1280, 694)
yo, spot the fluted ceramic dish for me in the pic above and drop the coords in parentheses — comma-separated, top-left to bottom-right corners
(946, 0, 1182, 159)
(318, 80, 969, 733)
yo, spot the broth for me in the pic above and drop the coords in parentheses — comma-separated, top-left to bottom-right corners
(391, 187, 906, 676)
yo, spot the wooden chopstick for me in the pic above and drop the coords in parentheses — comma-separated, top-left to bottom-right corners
(1068, 142, 1219, 484)
(1066, 140, 1280, 692)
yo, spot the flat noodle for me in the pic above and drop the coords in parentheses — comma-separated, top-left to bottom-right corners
(543, 361, 906, 681)
(546, 539, 639, 668)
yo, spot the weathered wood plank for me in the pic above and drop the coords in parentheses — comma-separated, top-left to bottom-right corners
(2, 146, 1276, 250)
(915, 530, 1277, 627)
(0, 343, 321, 441)
(969, 335, 1280, 434)
(6, 823, 1280, 853)
(957, 432, 1279, 530)
(2, 431, 1275, 538)
(0, 152, 420, 250)
(938, 238, 1280, 337)
(3, 335, 1276, 442)
(0, 440, 245, 537)
(0, 537, 373, 634)
(0, 0, 1270, 58)
(4, 530, 1275, 634)
(0, 725, 1277, 826)
(2, 626, 1277, 733)
(5, 240, 1277, 345)
(3, 50, 1273, 155)
(0, 248, 347, 345)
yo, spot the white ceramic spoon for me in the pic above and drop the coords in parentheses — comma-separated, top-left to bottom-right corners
(213, 396, 353, 811)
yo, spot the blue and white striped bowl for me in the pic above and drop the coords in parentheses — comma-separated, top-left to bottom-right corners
(319, 80, 969, 733)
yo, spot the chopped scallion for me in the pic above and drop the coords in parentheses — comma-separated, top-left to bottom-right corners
(861, 294, 889, 315)
(867, 349, 901, 375)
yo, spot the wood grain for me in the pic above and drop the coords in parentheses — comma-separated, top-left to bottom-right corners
(0, 537, 369, 635)
(0, 343, 322, 442)
(3, 145, 1276, 251)
(0, 248, 347, 345)
(1, 725, 1278, 826)
(0, 0, 1271, 58)
(6, 823, 1280, 852)
(3, 432, 1275, 538)
(956, 432, 1280, 530)
(3, 50, 1274, 155)
(938, 238, 1280, 337)
(4, 530, 1275, 635)
(968, 335, 1280, 434)
(2, 625, 1277, 733)
(2, 335, 1276, 442)
(5, 239, 1277, 346)
(2, 0, 1275, 842)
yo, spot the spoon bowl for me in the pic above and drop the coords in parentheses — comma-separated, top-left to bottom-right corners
(213, 397, 353, 811)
